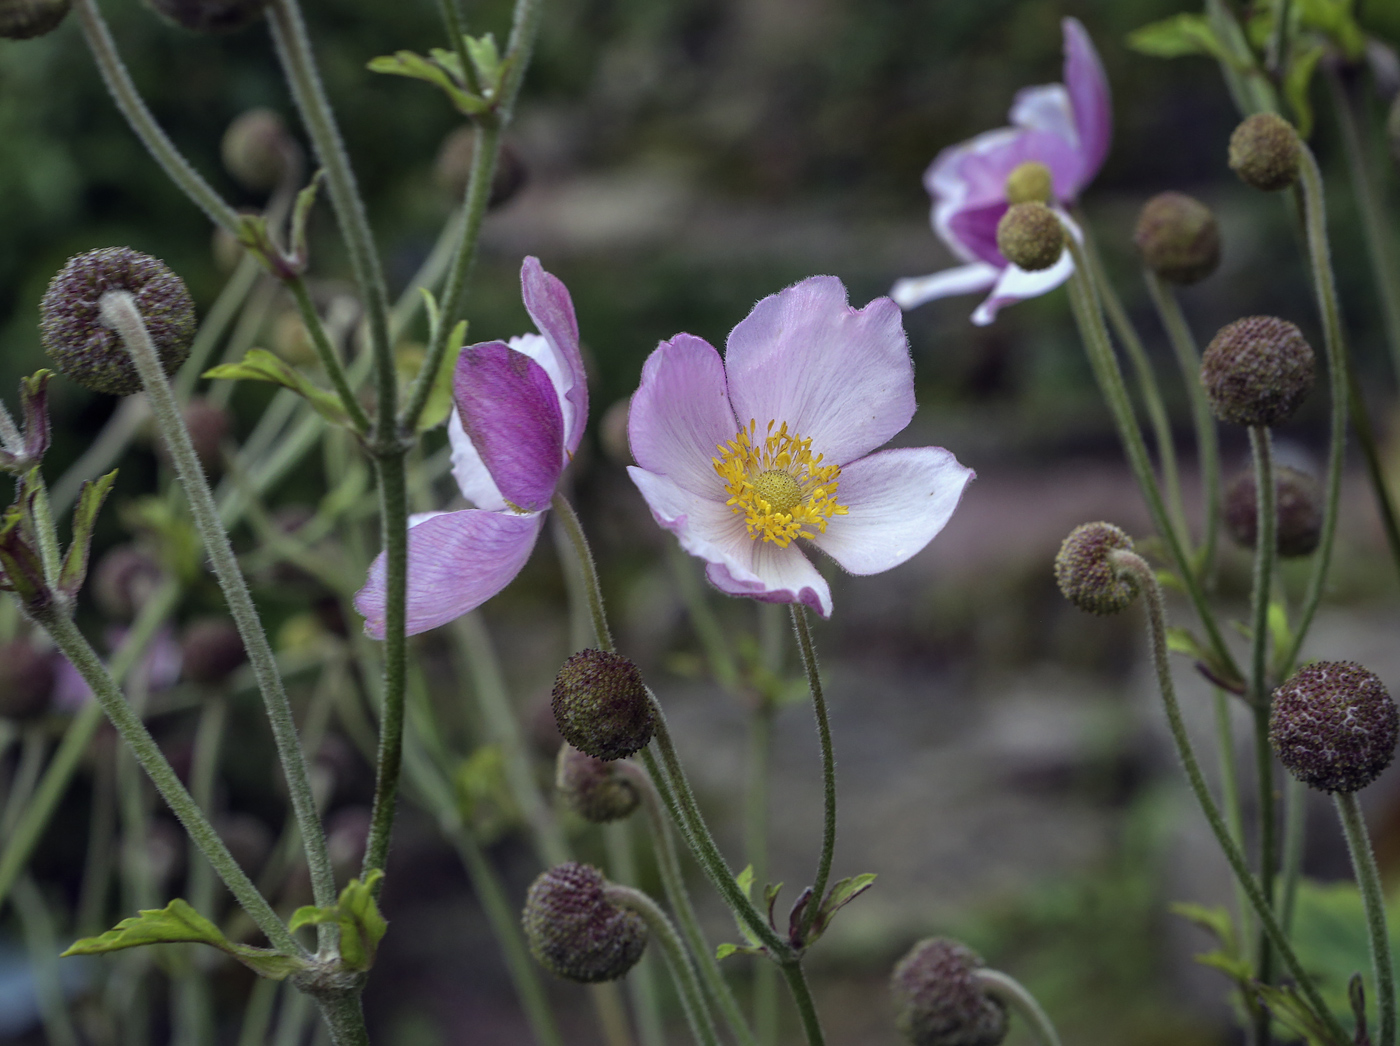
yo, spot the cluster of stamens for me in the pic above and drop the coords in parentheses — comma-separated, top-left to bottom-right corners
(713, 420, 847, 547)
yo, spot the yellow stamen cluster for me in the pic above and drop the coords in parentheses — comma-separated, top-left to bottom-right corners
(713, 420, 848, 547)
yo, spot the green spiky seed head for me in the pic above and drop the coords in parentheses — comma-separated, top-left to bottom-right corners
(1270, 662, 1398, 793)
(1229, 113, 1301, 192)
(523, 863, 647, 982)
(40, 248, 195, 396)
(1054, 522, 1138, 615)
(995, 202, 1064, 272)
(1134, 191, 1221, 285)
(891, 938, 1008, 1046)
(551, 649, 654, 761)
(1224, 466, 1322, 558)
(146, 0, 267, 33)
(556, 744, 640, 823)
(0, 0, 70, 38)
(1004, 162, 1053, 206)
(1201, 316, 1314, 428)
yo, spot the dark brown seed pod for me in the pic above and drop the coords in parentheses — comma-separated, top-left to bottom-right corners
(1054, 522, 1138, 615)
(891, 938, 1008, 1046)
(556, 744, 640, 823)
(522, 863, 647, 982)
(1200, 316, 1314, 427)
(1, 0, 71, 39)
(1223, 466, 1323, 558)
(1134, 191, 1221, 285)
(551, 649, 654, 761)
(1229, 112, 1302, 192)
(1270, 662, 1398, 793)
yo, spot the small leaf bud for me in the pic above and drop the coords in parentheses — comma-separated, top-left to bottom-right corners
(1229, 113, 1301, 192)
(1, 0, 70, 39)
(180, 617, 245, 684)
(221, 109, 292, 192)
(995, 203, 1064, 272)
(1054, 522, 1138, 615)
(891, 938, 1008, 1046)
(1133, 191, 1221, 285)
(92, 544, 163, 621)
(1270, 662, 1398, 793)
(146, 0, 267, 34)
(41, 248, 196, 397)
(551, 650, 655, 761)
(556, 744, 640, 823)
(0, 639, 55, 720)
(1200, 316, 1314, 427)
(1004, 161, 1053, 206)
(523, 862, 648, 982)
(1224, 466, 1322, 558)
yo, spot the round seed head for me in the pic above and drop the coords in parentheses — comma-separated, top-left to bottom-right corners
(891, 938, 1008, 1046)
(995, 202, 1064, 272)
(41, 248, 196, 396)
(556, 744, 641, 823)
(0, 639, 55, 720)
(1004, 161, 1053, 206)
(551, 650, 654, 761)
(221, 109, 292, 191)
(180, 617, 246, 685)
(146, 0, 267, 33)
(1229, 113, 1301, 192)
(0, 0, 70, 38)
(1134, 191, 1221, 285)
(1054, 522, 1138, 615)
(1200, 316, 1314, 427)
(1223, 466, 1322, 558)
(523, 863, 647, 982)
(1270, 662, 1398, 793)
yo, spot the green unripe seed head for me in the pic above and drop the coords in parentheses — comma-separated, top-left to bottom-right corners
(1200, 315, 1314, 427)
(1270, 662, 1398, 793)
(995, 203, 1064, 272)
(551, 649, 655, 761)
(556, 744, 641, 823)
(522, 863, 648, 983)
(1004, 161, 1053, 205)
(1229, 113, 1301, 192)
(1134, 191, 1221, 285)
(891, 938, 1008, 1046)
(1054, 522, 1138, 615)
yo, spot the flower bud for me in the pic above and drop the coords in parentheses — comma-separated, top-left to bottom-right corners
(995, 203, 1064, 272)
(557, 744, 640, 823)
(92, 544, 163, 621)
(221, 109, 292, 192)
(1133, 191, 1221, 285)
(1270, 662, 1398, 793)
(523, 863, 647, 982)
(1004, 161, 1053, 206)
(180, 617, 245, 684)
(551, 650, 655, 761)
(1054, 522, 1138, 615)
(1, 0, 70, 39)
(891, 938, 1008, 1046)
(146, 0, 267, 34)
(0, 639, 55, 721)
(1224, 466, 1322, 558)
(40, 248, 196, 397)
(1229, 113, 1301, 192)
(1200, 316, 1314, 427)
(434, 127, 529, 209)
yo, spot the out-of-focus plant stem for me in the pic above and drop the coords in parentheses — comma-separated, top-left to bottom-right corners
(1336, 791, 1396, 1046)
(975, 969, 1062, 1046)
(791, 606, 835, 946)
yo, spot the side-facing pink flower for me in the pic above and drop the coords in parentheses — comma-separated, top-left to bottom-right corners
(355, 257, 587, 639)
(627, 277, 973, 617)
(891, 18, 1110, 325)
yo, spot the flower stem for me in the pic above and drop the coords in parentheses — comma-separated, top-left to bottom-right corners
(286, 276, 370, 434)
(606, 821, 667, 1046)
(746, 701, 779, 1046)
(974, 969, 1062, 1046)
(790, 605, 835, 945)
(1280, 774, 1306, 934)
(1213, 688, 1253, 947)
(552, 493, 614, 653)
(310, 989, 370, 1046)
(1335, 791, 1396, 1046)
(778, 961, 826, 1046)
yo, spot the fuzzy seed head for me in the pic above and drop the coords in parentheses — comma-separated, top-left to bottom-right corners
(551, 650, 655, 761)
(1200, 316, 1314, 427)
(1054, 522, 1138, 615)
(41, 248, 195, 396)
(523, 863, 647, 982)
(0, 639, 55, 721)
(1224, 466, 1322, 558)
(0, 0, 70, 38)
(1270, 662, 1398, 793)
(1229, 113, 1301, 192)
(221, 109, 291, 191)
(995, 203, 1064, 272)
(146, 0, 267, 33)
(891, 938, 1008, 1046)
(557, 744, 641, 823)
(1134, 191, 1221, 285)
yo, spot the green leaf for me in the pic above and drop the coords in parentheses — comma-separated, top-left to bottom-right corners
(452, 745, 517, 841)
(735, 864, 755, 900)
(1254, 983, 1348, 1046)
(715, 942, 762, 961)
(204, 349, 352, 428)
(1266, 600, 1294, 663)
(63, 899, 307, 980)
(414, 325, 466, 432)
(1127, 14, 1238, 64)
(1296, 0, 1365, 58)
(366, 51, 487, 115)
(809, 873, 876, 943)
(1170, 901, 1238, 954)
(58, 469, 118, 599)
(1155, 568, 1186, 594)
(1283, 40, 1325, 138)
(289, 171, 326, 266)
(289, 871, 387, 972)
(463, 33, 503, 90)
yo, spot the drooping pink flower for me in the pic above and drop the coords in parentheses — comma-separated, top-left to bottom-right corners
(355, 257, 587, 639)
(891, 18, 1110, 325)
(627, 276, 973, 617)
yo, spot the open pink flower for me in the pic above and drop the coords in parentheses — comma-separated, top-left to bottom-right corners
(627, 277, 973, 617)
(891, 18, 1110, 325)
(355, 257, 586, 639)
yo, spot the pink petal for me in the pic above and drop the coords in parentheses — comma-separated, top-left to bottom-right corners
(629, 333, 738, 498)
(454, 342, 564, 513)
(970, 254, 1074, 326)
(448, 409, 508, 512)
(628, 467, 832, 617)
(355, 510, 545, 639)
(1009, 84, 1077, 146)
(521, 257, 589, 456)
(1062, 18, 1111, 191)
(724, 277, 915, 467)
(811, 447, 974, 575)
(890, 263, 1000, 311)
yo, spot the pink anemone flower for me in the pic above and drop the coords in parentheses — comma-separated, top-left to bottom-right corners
(627, 276, 973, 618)
(891, 18, 1110, 325)
(355, 257, 587, 639)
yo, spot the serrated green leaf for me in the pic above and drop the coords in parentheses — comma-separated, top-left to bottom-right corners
(204, 349, 351, 428)
(735, 864, 754, 900)
(715, 941, 762, 961)
(1127, 14, 1238, 63)
(59, 468, 117, 599)
(1166, 626, 1209, 660)
(366, 50, 487, 115)
(288, 870, 387, 971)
(463, 33, 502, 89)
(809, 873, 877, 943)
(63, 899, 306, 980)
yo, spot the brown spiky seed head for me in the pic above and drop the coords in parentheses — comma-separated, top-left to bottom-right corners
(180, 617, 246, 684)
(1270, 662, 1398, 793)
(1200, 316, 1314, 427)
(1229, 113, 1301, 192)
(1223, 466, 1322, 558)
(1134, 191, 1221, 285)
(557, 744, 641, 823)
(995, 202, 1064, 272)
(522, 863, 647, 983)
(221, 109, 291, 191)
(41, 248, 195, 396)
(1054, 522, 1138, 615)
(0, 639, 55, 720)
(891, 938, 1008, 1046)
(1, 0, 70, 39)
(146, 0, 267, 34)
(551, 649, 654, 761)
(1004, 162, 1053, 206)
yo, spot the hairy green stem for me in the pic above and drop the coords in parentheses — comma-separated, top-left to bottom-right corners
(778, 962, 826, 1046)
(311, 990, 371, 1046)
(1280, 775, 1305, 934)
(975, 969, 1062, 1046)
(746, 702, 778, 1046)
(1213, 689, 1253, 948)
(1336, 792, 1396, 1046)
(286, 277, 370, 433)
(790, 606, 835, 945)
(553, 493, 614, 653)
(607, 821, 666, 1046)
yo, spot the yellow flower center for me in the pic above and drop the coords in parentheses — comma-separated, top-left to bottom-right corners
(712, 420, 848, 547)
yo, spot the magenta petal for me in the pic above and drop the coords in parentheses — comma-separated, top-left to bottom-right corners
(1062, 17, 1111, 187)
(454, 342, 564, 512)
(354, 510, 545, 639)
(629, 334, 738, 497)
(521, 257, 589, 456)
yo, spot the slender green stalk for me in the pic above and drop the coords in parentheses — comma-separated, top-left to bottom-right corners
(607, 821, 666, 1046)
(174, 252, 263, 402)
(0, 729, 47, 838)
(1213, 690, 1253, 947)
(311, 990, 371, 1046)
(790, 606, 835, 944)
(28, 479, 62, 591)
(778, 962, 826, 1046)
(1344, 361, 1400, 584)
(13, 876, 80, 1046)
(669, 544, 741, 692)
(238, 980, 280, 1046)
(1336, 792, 1396, 1046)
(1280, 775, 1306, 934)
(553, 493, 614, 653)
(746, 702, 778, 1046)
(77, 749, 117, 936)
(974, 969, 1062, 1046)
(286, 277, 370, 433)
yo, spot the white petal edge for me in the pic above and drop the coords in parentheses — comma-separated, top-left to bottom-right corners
(1009, 83, 1077, 147)
(970, 211, 1082, 326)
(508, 332, 578, 456)
(448, 407, 509, 512)
(891, 263, 1000, 310)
